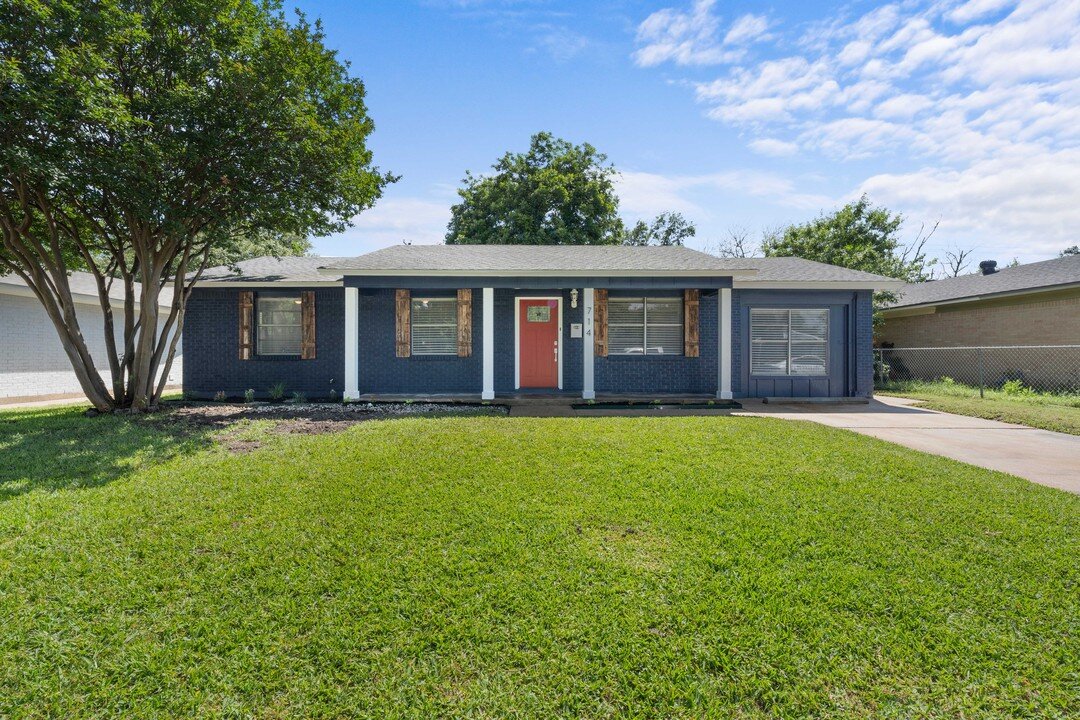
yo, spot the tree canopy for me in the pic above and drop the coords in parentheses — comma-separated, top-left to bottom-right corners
(446, 132, 623, 245)
(762, 196, 933, 283)
(622, 212, 696, 247)
(0, 0, 392, 410)
(762, 196, 934, 328)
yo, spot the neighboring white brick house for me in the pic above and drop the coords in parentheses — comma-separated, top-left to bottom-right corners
(0, 272, 182, 403)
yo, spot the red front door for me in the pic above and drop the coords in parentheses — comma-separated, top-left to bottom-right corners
(519, 299, 559, 388)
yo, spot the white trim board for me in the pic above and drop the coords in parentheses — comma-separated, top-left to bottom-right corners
(513, 296, 563, 391)
(324, 268, 759, 278)
(195, 280, 343, 288)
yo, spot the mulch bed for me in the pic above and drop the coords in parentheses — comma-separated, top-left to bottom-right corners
(161, 400, 508, 438)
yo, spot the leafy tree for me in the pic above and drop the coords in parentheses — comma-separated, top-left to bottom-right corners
(1061, 245, 1079, 256)
(446, 132, 622, 245)
(205, 231, 311, 270)
(622, 212, 696, 246)
(0, 0, 392, 411)
(762, 196, 935, 328)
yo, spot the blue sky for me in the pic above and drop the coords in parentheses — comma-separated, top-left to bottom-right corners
(297, 0, 1079, 268)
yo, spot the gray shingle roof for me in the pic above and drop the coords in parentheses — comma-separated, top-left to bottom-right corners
(1, 269, 173, 306)
(885, 254, 1080, 309)
(321, 245, 897, 283)
(719, 256, 897, 283)
(195, 246, 900, 286)
(322, 245, 744, 273)
(200, 256, 347, 283)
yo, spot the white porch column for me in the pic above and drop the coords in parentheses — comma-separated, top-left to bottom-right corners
(344, 287, 359, 400)
(482, 287, 495, 400)
(582, 287, 595, 399)
(718, 287, 733, 400)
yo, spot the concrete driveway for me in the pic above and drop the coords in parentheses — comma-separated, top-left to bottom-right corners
(736, 396, 1080, 494)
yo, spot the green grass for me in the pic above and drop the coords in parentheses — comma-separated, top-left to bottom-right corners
(878, 380, 1080, 435)
(0, 406, 1078, 718)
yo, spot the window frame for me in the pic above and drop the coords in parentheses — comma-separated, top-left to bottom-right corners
(749, 307, 830, 377)
(607, 295, 684, 357)
(410, 296, 459, 356)
(256, 293, 303, 357)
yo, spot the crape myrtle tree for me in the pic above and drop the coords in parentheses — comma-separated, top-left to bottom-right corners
(0, 0, 392, 412)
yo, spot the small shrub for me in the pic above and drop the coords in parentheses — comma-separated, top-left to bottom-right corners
(938, 376, 956, 386)
(1001, 379, 1033, 396)
(290, 391, 307, 404)
(213, 391, 228, 403)
(244, 388, 255, 403)
(267, 382, 286, 402)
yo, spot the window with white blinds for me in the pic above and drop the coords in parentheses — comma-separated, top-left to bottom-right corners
(257, 296, 302, 355)
(411, 297, 457, 355)
(608, 296, 684, 356)
(749, 308, 828, 375)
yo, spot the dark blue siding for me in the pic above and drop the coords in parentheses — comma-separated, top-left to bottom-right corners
(595, 290, 718, 394)
(358, 288, 482, 393)
(735, 289, 873, 398)
(183, 287, 344, 399)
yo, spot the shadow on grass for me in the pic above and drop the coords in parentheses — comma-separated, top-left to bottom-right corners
(0, 403, 214, 502)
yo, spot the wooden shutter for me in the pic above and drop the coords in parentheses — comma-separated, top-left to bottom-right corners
(395, 289, 411, 358)
(300, 291, 316, 360)
(238, 291, 254, 360)
(456, 289, 472, 357)
(684, 289, 700, 357)
(594, 289, 608, 357)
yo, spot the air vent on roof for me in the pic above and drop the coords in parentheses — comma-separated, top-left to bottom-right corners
(979, 260, 998, 275)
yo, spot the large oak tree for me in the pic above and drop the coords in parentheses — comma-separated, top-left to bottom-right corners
(0, 0, 392, 411)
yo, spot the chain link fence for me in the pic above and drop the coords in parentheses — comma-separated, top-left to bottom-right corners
(874, 346, 1080, 395)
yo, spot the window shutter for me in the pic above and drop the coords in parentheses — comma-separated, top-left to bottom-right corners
(238, 291, 253, 360)
(684, 289, 699, 357)
(395, 289, 411, 358)
(456, 289, 472, 357)
(594, 289, 608, 357)
(300, 291, 316, 360)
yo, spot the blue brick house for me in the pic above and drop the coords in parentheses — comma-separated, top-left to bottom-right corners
(184, 246, 898, 401)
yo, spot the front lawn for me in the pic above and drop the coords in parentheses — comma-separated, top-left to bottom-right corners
(878, 379, 1080, 435)
(0, 406, 1077, 718)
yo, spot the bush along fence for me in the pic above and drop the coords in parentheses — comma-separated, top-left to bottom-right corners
(874, 345, 1080, 396)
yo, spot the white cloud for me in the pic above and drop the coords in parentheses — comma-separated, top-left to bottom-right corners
(531, 26, 589, 61)
(873, 92, 935, 119)
(632, 0, 1080, 256)
(859, 147, 1080, 256)
(314, 197, 451, 255)
(633, 1, 771, 67)
(948, 0, 1015, 25)
(724, 14, 770, 45)
(616, 169, 831, 218)
(748, 138, 799, 157)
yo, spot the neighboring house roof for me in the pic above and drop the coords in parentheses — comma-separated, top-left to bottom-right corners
(0, 269, 173, 308)
(195, 247, 901, 289)
(884, 254, 1080, 311)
